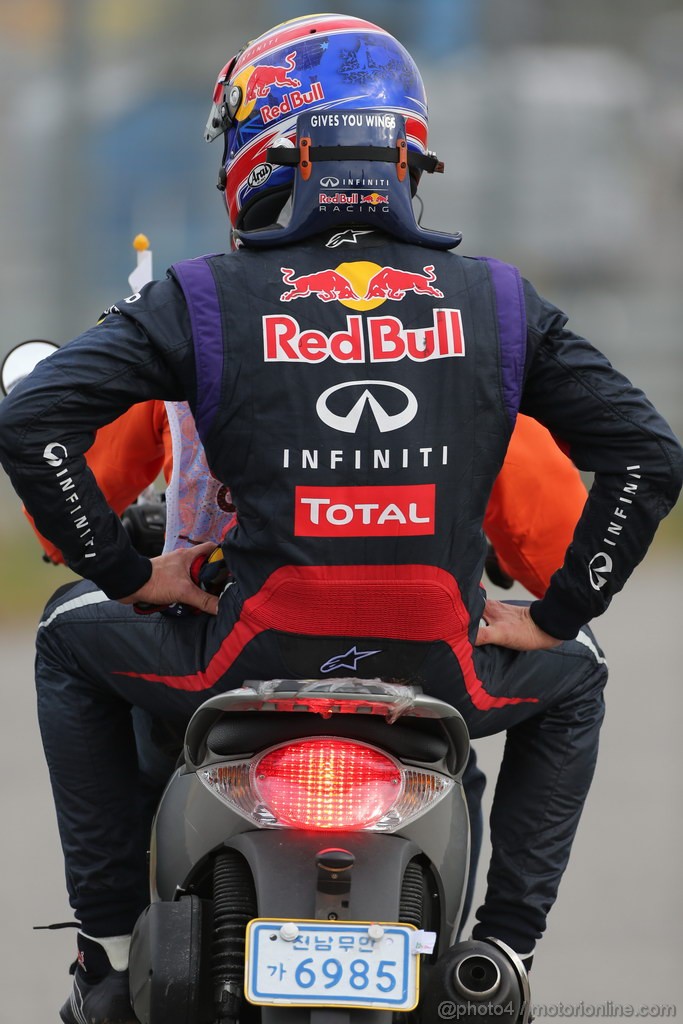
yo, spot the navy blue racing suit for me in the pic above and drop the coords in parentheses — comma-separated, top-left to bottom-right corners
(0, 229, 680, 952)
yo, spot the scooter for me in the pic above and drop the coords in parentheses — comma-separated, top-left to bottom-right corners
(127, 676, 530, 1024)
(1, 343, 529, 1023)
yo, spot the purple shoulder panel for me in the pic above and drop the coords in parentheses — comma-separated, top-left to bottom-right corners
(172, 256, 222, 439)
(477, 257, 527, 425)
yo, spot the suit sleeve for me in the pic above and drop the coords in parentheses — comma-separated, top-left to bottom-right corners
(24, 400, 168, 565)
(483, 415, 587, 598)
(520, 281, 683, 638)
(0, 278, 195, 598)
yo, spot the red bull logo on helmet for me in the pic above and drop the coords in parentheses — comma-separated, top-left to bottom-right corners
(261, 81, 325, 124)
(244, 51, 301, 102)
(360, 193, 390, 206)
(319, 193, 362, 207)
(232, 50, 326, 126)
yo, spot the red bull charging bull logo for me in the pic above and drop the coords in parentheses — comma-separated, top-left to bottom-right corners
(361, 193, 390, 206)
(265, 262, 463, 364)
(280, 268, 359, 303)
(244, 51, 300, 101)
(279, 262, 444, 306)
(231, 51, 325, 125)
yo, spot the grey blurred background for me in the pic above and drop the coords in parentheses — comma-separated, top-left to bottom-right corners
(0, 0, 682, 1018)
(1, 0, 682, 424)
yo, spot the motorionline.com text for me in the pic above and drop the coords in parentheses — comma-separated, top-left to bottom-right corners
(437, 1001, 677, 1019)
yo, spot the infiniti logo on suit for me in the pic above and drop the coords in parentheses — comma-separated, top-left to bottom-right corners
(315, 380, 418, 434)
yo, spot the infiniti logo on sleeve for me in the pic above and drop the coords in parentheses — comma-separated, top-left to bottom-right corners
(43, 441, 68, 467)
(589, 552, 613, 591)
(316, 380, 418, 434)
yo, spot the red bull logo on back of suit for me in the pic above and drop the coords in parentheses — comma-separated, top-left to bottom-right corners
(263, 310, 465, 363)
(278, 264, 444, 303)
(264, 262, 464, 363)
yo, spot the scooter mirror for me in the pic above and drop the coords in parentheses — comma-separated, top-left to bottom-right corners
(1, 339, 59, 396)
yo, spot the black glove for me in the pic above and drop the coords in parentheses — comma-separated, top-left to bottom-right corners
(122, 500, 166, 557)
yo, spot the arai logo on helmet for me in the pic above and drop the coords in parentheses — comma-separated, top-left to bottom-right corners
(248, 163, 273, 189)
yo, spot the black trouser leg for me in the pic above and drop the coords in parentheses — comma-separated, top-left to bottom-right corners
(36, 616, 150, 935)
(465, 630, 608, 952)
(34, 580, 262, 935)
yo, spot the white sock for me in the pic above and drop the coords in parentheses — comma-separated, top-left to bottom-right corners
(82, 932, 132, 972)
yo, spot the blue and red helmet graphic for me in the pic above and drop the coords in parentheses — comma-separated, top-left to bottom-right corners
(206, 14, 430, 230)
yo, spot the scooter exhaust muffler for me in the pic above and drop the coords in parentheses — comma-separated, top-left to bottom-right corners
(454, 952, 502, 1000)
(419, 938, 530, 1023)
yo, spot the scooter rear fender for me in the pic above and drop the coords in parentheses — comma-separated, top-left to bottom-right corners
(225, 830, 439, 1024)
(150, 769, 469, 938)
(223, 829, 423, 922)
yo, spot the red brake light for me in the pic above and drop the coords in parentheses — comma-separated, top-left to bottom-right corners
(253, 738, 402, 831)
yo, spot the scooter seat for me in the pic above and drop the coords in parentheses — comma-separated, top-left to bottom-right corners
(206, 710, 449, 763)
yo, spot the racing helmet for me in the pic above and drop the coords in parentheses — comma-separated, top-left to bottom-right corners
(205, 13, 461, 249)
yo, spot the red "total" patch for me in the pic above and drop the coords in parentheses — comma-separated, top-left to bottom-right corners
(294, 484, 436, 537)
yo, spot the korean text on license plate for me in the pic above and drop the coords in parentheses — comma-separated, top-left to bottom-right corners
(244, 918, 419, 1010)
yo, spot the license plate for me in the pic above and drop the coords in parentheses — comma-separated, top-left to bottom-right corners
(244, 918, 420, 1010)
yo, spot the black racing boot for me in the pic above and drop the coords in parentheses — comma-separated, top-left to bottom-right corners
(59, 965, 137, 1024)
(59, 933, 137, 1024)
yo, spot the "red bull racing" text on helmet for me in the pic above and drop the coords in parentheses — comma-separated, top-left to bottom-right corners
(205, 13, 461, 250)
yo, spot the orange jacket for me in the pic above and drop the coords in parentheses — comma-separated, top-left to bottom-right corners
(29, 406, 586, 598)
(483, 415, 586, 597)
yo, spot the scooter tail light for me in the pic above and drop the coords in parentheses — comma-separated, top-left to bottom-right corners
(199, 737, 454, 832)
(253, 738, 400, 830)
